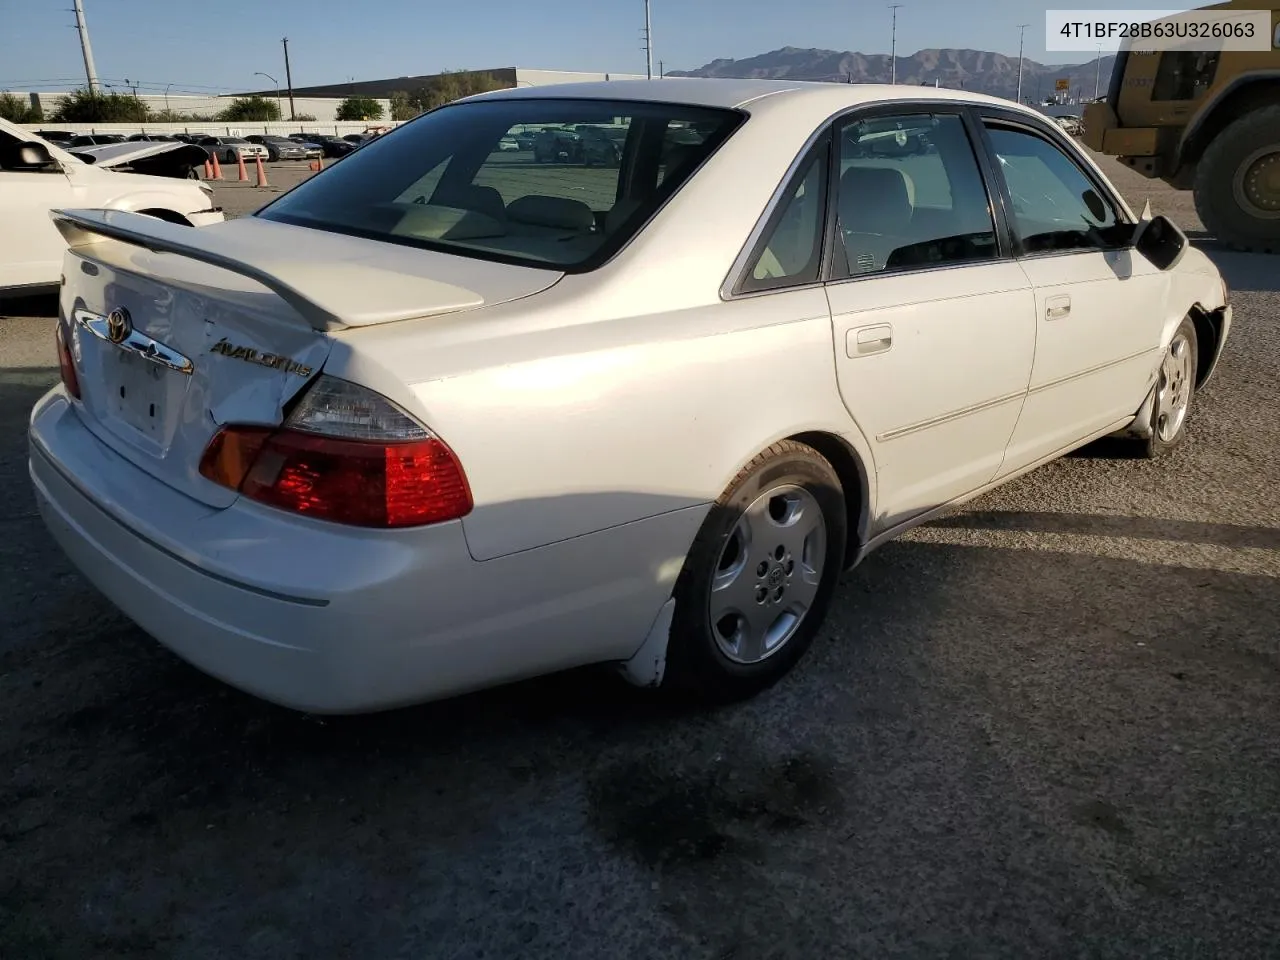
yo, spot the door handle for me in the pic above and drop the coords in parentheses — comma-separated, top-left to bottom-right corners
(848, 324, 893, 357)
(1045, 294, 1071, 320)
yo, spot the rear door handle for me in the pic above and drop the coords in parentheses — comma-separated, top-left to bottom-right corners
(848, 323, 893, 357)
(1045, 294, 1071, 320)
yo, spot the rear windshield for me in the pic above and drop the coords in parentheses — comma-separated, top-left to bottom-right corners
(256, 97, 743, 271)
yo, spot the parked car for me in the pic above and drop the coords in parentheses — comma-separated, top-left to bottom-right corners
(291, 134, 355, 158)
(31, 79, 1229, 714)
(496, 135, 521, 152)
(276, 136, 324, 159)
(0, 118, 222, 293)
(127, 133, 180, 142)
(532, 125, 581, 163)
(1055, 116, 1084, 137)
(196, 136, 269, 164)
(576, 124, 624, 166)
(67, 134, 127, 148)
(245, 135, 310, 161)
(34, 130, 76, 144)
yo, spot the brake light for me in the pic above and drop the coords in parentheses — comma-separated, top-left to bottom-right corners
(56, 323, 80, 399)
(199, 376, 472, 528)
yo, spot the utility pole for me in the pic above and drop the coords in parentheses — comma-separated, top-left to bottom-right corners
(659, 60, 664, 78)
(1015, 23, 1029, 104)
(643, 0, 654, 79)
(71, 0, 100, 94)
(1094, 44, 1102, 99)
(282, 37, 297, 120)
(888, 4, 903, 85)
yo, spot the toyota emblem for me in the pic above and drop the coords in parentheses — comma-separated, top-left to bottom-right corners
(105, 308, 132, 345)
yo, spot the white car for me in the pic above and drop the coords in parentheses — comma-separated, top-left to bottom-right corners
(30, 79, 1231, 714)
(0, 119, 223, 293)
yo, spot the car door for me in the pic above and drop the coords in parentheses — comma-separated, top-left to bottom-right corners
(974, 111, 1170, 475)
(823, 108, 1037, 531)
(0, 129, 76, 289)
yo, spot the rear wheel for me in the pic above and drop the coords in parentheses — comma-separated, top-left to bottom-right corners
(1193, 105, 1280, 253)
(664, 441, 846, 703)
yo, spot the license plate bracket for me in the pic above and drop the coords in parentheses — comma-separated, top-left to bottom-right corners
(106, 349, 171, 442)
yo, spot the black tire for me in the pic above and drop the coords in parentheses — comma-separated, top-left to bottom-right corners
(1193, 105, 1280, 254)
(664, 441, 847, 703)
(1139, 315, 1199, 459)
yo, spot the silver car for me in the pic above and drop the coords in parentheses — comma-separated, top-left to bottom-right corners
(246, 135, 311, 161)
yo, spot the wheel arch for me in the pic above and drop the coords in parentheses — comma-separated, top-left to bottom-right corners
(1187, 302, 1226, 389)
(1177, 73, 1280, 173)
(134, 208, 193, 226)
(787, 430, 874, 570)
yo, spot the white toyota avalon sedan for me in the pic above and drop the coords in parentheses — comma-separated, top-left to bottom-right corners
(30, 79, 1231, 714)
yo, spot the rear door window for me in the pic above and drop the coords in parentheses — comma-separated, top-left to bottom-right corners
(832, 112, 998, 277)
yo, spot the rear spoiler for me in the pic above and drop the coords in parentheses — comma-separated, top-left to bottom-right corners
(50, 208, 486, 332)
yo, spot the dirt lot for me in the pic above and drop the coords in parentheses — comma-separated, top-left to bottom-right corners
(1, 152, 1278, 960)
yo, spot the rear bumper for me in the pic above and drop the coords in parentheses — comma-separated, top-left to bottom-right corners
(28, 388, 690, 713)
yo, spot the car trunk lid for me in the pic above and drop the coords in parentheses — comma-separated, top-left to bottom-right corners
(52, 208, 563, 507)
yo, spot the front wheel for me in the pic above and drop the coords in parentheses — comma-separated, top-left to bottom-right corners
(1140, 316, 1199, 458)
(224, 151, 236, 164)
(664, 441, 847, 703)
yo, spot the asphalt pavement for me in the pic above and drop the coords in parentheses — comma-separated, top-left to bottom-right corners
(1, 154, 1277, 960)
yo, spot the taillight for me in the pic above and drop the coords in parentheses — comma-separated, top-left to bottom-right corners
(56, 322, 81, 399)
(199, 375, 472, 528)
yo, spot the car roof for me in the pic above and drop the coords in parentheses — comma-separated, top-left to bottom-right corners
(466, 77, 1025, 113)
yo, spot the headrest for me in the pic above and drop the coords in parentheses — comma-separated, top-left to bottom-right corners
(433, 184, 506, 223)
(839, 165, 914, 231)
(507, 195, 596, 231)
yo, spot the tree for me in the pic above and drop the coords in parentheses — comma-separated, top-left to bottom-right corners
(0, 92, 42, 123)
(294, 113, 317, 121)
(217, 96, 281, 122)
(50, 89, 149, 123)
(414, 70, 507, 112)
(388, 90, 417, 121)
(336, 96, 384, 121)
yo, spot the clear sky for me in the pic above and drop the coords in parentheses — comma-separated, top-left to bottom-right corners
(1, 0, 1194, 95)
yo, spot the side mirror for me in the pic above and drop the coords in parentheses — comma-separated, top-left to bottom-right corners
(1132, 213, 1187, 271)
(17, 142, 57, 169)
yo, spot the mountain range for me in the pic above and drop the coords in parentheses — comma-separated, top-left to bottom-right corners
(668, 47, 1117, 102)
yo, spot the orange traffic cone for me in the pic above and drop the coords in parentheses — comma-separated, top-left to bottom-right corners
(211, 153, 223, 180)
(203, 158, 213, 179)
(237, 154, 249, 182)
(254, 155, 268, 188)
(315, 154, 324, 171)
(307, 159, 317, 172)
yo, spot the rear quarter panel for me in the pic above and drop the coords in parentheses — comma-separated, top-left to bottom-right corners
(325, 287, 865, 562)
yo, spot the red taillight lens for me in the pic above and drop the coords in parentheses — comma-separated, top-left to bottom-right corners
(56, 323, 81, 399)
(198, 376, 473, 529)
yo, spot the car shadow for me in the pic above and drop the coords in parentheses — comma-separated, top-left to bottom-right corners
(0, 292, 59, 317)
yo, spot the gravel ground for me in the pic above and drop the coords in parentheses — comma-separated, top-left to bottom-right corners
(1, 153, 1277, 960)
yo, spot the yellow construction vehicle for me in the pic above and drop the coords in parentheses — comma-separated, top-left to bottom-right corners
(1084, 1, 1280, 251)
